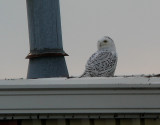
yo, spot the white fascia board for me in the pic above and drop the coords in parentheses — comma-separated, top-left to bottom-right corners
(0, 77, 159, 114)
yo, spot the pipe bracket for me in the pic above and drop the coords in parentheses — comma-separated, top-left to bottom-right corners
(26, 49, 69, 59)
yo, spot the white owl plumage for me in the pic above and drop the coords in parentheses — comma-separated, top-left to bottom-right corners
(81, 36, 117, 77)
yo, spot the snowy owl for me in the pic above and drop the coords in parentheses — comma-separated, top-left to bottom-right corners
(81, 36, 117, 77)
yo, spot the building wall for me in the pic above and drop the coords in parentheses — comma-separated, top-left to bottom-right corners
(0, 77, 160, 125)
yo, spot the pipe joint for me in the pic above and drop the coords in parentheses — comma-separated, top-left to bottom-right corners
(26, 49, 68, 59)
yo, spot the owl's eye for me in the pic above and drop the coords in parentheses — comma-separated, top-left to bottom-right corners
(103, 40, 108, 43)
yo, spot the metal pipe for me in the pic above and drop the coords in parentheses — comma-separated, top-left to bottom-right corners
(26, 0, 69, 79)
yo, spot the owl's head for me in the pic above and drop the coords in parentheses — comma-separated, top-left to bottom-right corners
(97, 36, 116, 51)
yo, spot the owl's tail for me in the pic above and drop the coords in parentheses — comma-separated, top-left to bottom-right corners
(79, 71, 90, 78)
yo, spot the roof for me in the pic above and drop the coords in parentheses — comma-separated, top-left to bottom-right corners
(0, 76, 160, 116)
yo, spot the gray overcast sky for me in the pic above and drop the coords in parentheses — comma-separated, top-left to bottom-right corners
(0, 0, 160, 79)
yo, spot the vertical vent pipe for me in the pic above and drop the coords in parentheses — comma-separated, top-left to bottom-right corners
(26, 0, 69, 79)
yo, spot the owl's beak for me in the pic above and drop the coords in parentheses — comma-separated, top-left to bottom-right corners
(99, 43, 102, 47)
